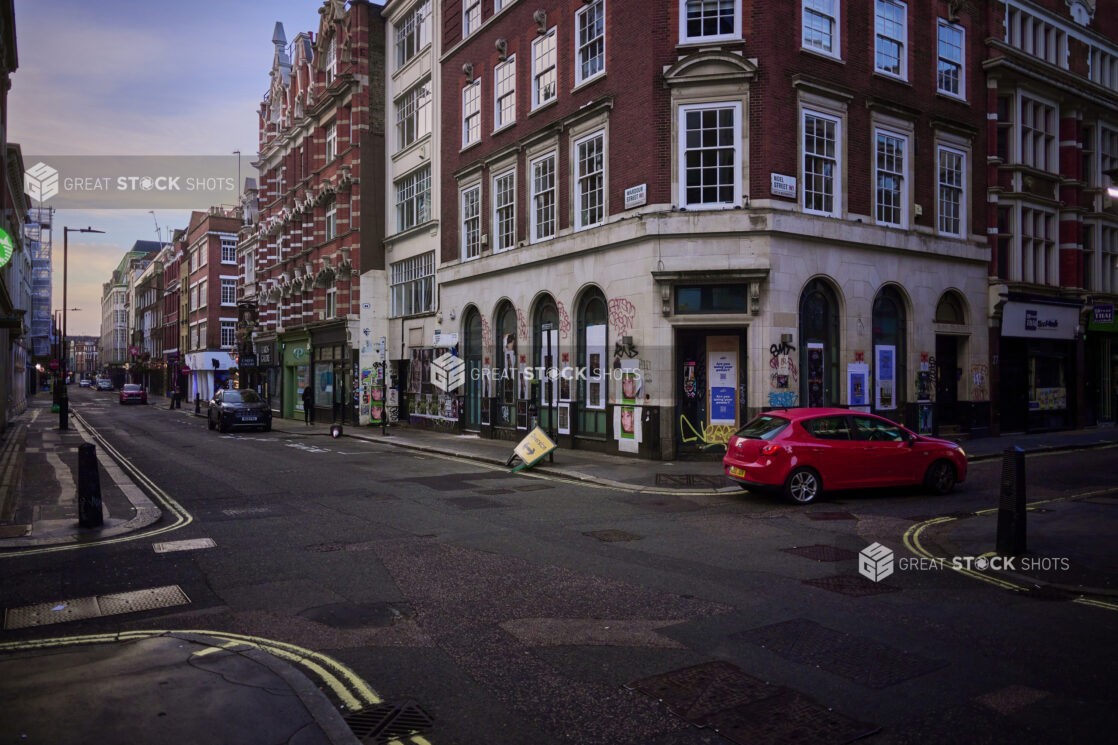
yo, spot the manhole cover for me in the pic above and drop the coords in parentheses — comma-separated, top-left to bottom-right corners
(628, 661, 779, 722)
(444, 496, 505, 509)
(805, 511, 857, 521)
(583, 529, 644, 542)
(737, 619, 946, 688)
(344, 701, 433, 744)
(802, 575, 901, 596)
(299, 602, 413, 629)
(704, 688, 879, 745)
(781, 544, 859, 562)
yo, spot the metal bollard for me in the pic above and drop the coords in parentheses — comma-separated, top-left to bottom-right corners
(996, 446, 1026, 555)
(77, 443, 103, 528)
(195, 396, 201, 414)
(59, 395, 69, 430)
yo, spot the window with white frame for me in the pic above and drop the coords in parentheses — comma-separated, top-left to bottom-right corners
(190, 325, 199, 349)
(937, 146, 965, 236)
(1005, 6, 1067, 67)
(199, 321, 207, 346)
(220, 321, 236, 348)
(1021, 97, 1056, 171)
(679, 102, 741, 209)
(577, 0, 605, 84)
(874, 129, 908, 227)
(389, 251, 435, 317)
(937, 20, 964, 97)
(325, 197, 337, 241)
(1089, 47, 1118, 93)
(325, 121, 337, 163)
(463, 0, 480, 38)
(1099, 226, 1118, 295)
(531, 152, 557, 242)
(325, 36, 337, 85)
(395, 165, 431, 233)
(532, 29, 557, 109)
(198, 280, 207, 308)
(461, 184, 482, 260)
(681, 0, 741, 43)
(493, 169, 516, 251)
(199, 246, 207, 267)
(874, 0, 907, 79)
(396, 0, 431, 70)
(1098, 126, 1118, 192)
(494, 58, 516, 129)
(802, 0, 839, 56)
(325, 288, 337, 319)
(462, 79, 481, 147)
(220, 238, 235, 264)
(575, 131, 605, 229)
(396, 81, 431, 152)
(221, 278, 236, 306)
(190, 285, 198, 311)
(1018, 207, 1057, 285)
(802, 110, 840, 215)
(245, 250, 256, 285)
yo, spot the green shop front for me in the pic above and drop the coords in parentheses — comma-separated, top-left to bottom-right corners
(281, 332, 311, 420)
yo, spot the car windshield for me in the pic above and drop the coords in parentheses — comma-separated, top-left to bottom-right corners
(735, 415, 789, 440)
(223, 390, 261, 404)
(123, 385, 141, 392)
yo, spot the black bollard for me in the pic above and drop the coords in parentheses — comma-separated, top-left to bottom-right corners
(996, 446, 1026, 556)
(77, 443, 103, 528)
(195, 396, 201, 415)
(59, 395, 69, 430)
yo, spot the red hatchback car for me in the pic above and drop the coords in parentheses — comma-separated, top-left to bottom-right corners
(119, 384, 147, 405)
(724, 408, 966, 504)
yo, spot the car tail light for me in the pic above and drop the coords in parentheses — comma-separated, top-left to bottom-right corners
(760, 443, 781, 456)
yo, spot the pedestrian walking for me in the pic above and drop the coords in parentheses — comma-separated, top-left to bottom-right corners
(302, 385, 314, 425)
(168, 386, 176, 410)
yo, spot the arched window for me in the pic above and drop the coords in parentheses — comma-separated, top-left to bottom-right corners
(494, 301, 517, 427)
(577, 287, 608, 436)
(533, 294, 559, 430)
(934, 291, 965, 325)
(799, 279, 840, 407)
(872, 285, 907, 413)
(462, 307, 483, 429)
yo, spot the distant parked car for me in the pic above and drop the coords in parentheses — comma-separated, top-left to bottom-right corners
(78, 378, 92, 388)
(723, 408, 967, 504)
(96, 378, 114, 391)
(119, 384, 147, 405)
(208, 388, 272, 432)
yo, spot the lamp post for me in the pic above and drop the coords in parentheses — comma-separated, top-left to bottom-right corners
(60, 226, 105, 430)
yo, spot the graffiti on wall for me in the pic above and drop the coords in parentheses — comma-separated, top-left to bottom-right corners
(679, 414, 734, 452)
(768, 339, 799, 408)
(556, 300, 571, 340)
(481, 316, 493, 351)
(972, 364, 988, 401)
(608, 297, 637, 337)
(517, 307, 528, 342)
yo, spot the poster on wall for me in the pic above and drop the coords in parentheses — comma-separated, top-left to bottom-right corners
(559, 352, 573, 402)
(541, 328, 559, 408)
(613, 404, 642, 453)
(557, 402, 570, 434)
(360, 368, 373, 420)
(586, 324, 606, 410)
(369, 366, 385, 425)
(847, 362, 870, 413)
(503, 335, 517, 405)
(807, 343, 825, 407)
(620, 359, 641, 404)
(683, 360, 697, 399)
(707, 336, 738, 427)
(875, 344, 896, 410)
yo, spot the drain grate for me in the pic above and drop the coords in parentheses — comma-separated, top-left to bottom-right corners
(781, 544, 859, 562)
(4, 585, 190, 630)
(153, 538, 216, 553)
(444, 496, 505, 510)
(805, 511, 857, 521)
(655, 474, 728, 488)
(736, 618, 946, 688)
(802, 575, 901, 597)
(583, 529, 644, 542)
(343, 701, 433, 744)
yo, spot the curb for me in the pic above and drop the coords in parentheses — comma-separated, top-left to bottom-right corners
(966, 440, 1118, 463)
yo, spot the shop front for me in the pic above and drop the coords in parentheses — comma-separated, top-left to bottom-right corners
(675, 328, 748, 457)
(998, 300, 1082, 433)
(311, 324, 355, 425)
(184, 351, 236, 403)
(280, 332, 311, 420)
(1086, 302, 1117, 426)
(254, 338, 279, 415)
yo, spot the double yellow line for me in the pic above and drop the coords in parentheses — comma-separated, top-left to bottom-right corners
(903, 488, 1118, 611)
(0, 629, 380, 712)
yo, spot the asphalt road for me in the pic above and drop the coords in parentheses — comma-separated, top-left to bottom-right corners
(3, 386, 1117, 745)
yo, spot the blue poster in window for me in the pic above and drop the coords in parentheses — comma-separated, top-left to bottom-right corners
(711, 387, 735, 424)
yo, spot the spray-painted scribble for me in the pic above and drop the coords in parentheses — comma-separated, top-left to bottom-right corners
(608, 297, 637, 336)
(768, 391, 799, 408)
(556, 300, 571, 340)
(679, 414, 734, 451)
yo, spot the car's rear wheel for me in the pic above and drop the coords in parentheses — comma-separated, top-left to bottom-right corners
(784, 467, 821, 504)
(924, 460, 957, 495)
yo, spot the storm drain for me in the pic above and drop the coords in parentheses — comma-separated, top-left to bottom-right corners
(343, 701, 433, 744)
(628, 661, 879, 745)
(153, 538, 215, 553)
(781, 544, 859, 562)
(802, 575, 901, 597)
(583, 529, 644, 542)
(4, 585, 190, 630)
(805, 511, 857, 521)
(655, 474, 728, 488)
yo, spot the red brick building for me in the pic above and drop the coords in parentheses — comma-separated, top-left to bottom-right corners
(435, 1, 991, 457)
(247, 0, 386, 423)
(161, 229, 183, 398)
(983, 0, 1118, 432)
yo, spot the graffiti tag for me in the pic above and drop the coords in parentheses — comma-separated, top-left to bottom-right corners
(608, 297, 637, 336)
(679, 414, 734, 452)
(768, 391, 799, 408)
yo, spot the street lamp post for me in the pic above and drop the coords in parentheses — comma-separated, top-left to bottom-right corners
(60, 226, 105, 430)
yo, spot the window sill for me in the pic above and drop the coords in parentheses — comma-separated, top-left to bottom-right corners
(799, 46, 844, 64)
(391, 43, 432, 82)
(528, 98, 559, 118)
(391, 134, 433, 163)
(677, 34, 743, 46)
(571, 71, 605, 95)
(459, 140, 482, 155)
(491, 121, 516, 137)
(934, 91, 968, 106)
(871, 70, 911, 86)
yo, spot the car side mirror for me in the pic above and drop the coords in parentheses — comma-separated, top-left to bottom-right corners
(904, 431, 916, 446)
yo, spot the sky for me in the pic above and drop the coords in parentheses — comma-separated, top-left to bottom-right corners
(10, 0, 328, 336)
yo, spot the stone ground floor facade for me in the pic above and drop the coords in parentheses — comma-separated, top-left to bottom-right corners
(378, 209, 991, 459)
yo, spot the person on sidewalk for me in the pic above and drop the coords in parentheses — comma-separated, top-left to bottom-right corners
(169, 386, 177, 410)
(302, 386, 314, 425)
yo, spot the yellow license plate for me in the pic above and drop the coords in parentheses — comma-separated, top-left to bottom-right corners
(728, 466, 747, 478)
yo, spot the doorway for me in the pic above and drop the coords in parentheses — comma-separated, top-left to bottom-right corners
(675, 328, 747, 456)
(935, 335, 959, 426)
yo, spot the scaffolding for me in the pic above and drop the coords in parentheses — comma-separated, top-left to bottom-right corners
(26, 206, 53, 358)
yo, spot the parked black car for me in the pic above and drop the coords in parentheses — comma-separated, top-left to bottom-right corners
(208, 389, 272, 432)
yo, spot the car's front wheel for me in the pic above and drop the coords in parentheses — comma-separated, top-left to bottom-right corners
(924, 460, 957, 495)
(784, 467, 821, 504)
